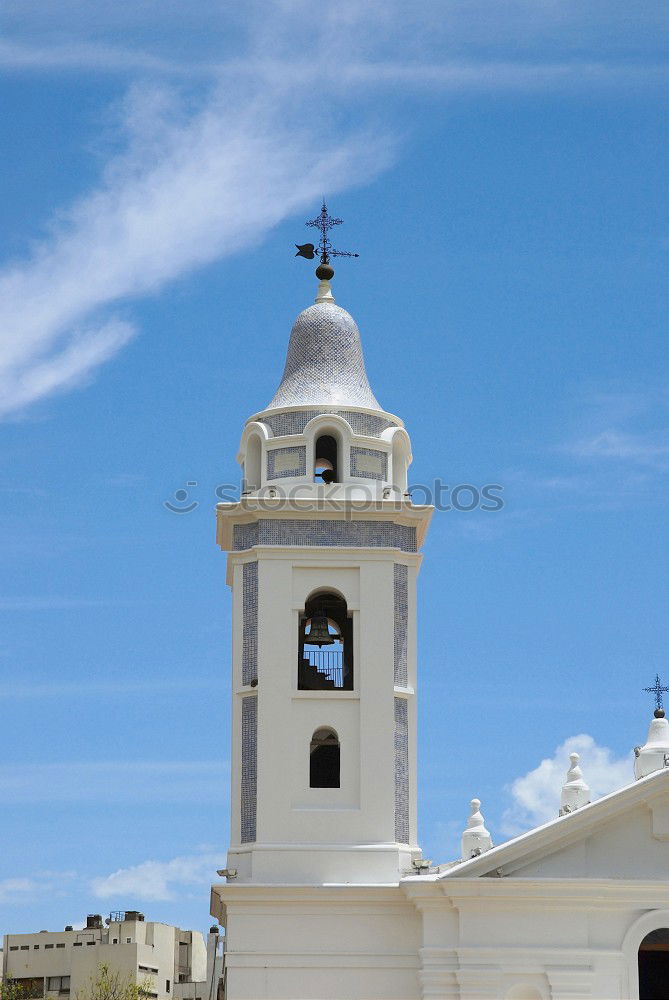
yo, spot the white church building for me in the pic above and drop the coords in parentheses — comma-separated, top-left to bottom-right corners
(209, 216, 669, 1000)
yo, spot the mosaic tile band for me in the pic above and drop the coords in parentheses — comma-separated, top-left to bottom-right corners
(241, 696, 258, 843)
(394, 564, 408, 687)
(259, 409, 397, 439)
(350, 446, 388, 481)
(242, 561, 258, 685)
(394, 697, 410, 844)
(266, 445, 307, 480)
(232, 519, 417, 552)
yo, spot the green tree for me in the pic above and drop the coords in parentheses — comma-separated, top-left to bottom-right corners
(75, 965, 152, 1000)
(0, 979, 30, 1000)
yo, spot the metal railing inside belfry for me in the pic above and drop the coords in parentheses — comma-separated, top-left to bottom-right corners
(303, 648, 344, 688)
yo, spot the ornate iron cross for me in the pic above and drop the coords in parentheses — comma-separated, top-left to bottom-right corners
(644, 673, 669, 711)
(295, 201, 359, 266)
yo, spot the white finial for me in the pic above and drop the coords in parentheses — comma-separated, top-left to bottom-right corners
(461, 798, 493, 861)
(315, 278, 335, 305)
(559, 752, 590, 815)
(634, 707, 669, 779)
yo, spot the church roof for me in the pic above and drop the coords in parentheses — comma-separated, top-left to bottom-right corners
(437, 765, 669, 881)
(266, 302, 383, 411)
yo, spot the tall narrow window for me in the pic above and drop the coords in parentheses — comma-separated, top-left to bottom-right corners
(639, 928, 669, 999)
(314, 434, 338, 483)
(310, 728, 340, 788)
(298, 591, 353, 690)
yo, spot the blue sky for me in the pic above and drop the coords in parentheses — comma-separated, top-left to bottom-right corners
(1, 0, 669, 935)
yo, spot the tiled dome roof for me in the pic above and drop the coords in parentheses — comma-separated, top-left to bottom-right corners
(267, 303, 382, 410)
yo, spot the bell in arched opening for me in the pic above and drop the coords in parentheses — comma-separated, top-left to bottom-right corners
(306, 613, 340, 647)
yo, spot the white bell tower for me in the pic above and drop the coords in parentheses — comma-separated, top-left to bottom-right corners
(215, 252, 432, 887)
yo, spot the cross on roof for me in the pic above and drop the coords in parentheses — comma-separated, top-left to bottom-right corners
(644, 674, 669, 711)
(295, 201, 359, 266)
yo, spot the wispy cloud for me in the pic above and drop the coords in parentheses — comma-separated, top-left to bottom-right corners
(570, 430, 669, 470)
(0, 678, 208, 698)
(0, 596, 108, 611)
(502, 733, 632, 835)
(0, 761, 228, 803)
(0, 871, 76, 903)
(0, 75, 392, 419)
(91, 851, 221, 902)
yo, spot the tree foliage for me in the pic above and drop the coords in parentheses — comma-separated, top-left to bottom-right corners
(0, 980, 30, 1000)
(75, 965, 152, 1000)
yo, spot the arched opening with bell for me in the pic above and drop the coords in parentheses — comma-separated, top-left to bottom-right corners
(298, 591, 353, 691)
(313, 433, 339, 484)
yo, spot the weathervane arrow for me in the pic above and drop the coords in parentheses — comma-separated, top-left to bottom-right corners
(295, 201, 359, 270)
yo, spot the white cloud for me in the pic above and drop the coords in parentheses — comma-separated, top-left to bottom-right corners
(502, 734, 632, 835)
(0, 76, 392, 419)
(91, 851, 221, 902)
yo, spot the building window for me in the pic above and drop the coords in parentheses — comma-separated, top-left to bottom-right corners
(166, 982, 170, 993)
(72, 943, 82, 947)
(313, 434, 338, 483)
(112, 938, 118, 944)
(639, 928, 669, 999)
(309, 728, 340, 788)
(86, 941, 96, 946)
(126, 938, 131, 944)
(45, 944, 53, 949)
(20, 945, 29, 951)
(298, 591, 353, 691)
(9, 946, 18, 951)
(56, 943, 65, 949)
(48, 977, 70, 994)
(33, 945, 40, 949)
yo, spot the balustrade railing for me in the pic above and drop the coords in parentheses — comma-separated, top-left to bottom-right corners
(303, 649, 344, 688)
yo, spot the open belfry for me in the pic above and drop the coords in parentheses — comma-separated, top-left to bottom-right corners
(209, 207, 669, 1000)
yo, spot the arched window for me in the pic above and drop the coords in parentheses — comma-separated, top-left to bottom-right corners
(639, 928, 669, 999)
(310, 728, 340, 788)
(244, 434, 262, 493)
(314, 434, 338, 483)
(298, 592, 353, 690)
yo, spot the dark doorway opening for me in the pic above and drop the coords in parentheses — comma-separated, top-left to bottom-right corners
(309, 729, 340, 788)
(639, 929, 669, 1000)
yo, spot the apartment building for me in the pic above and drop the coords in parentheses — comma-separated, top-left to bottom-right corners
(2, 913, 220, 1000)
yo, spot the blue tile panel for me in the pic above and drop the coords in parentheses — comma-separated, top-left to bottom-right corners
(241, 696, 258, 843)
(242, 561, 258, 685)
(394, 697, 410, 844)
(260, 409, 396, 438)
(350, 446, 388, 481)
(339, 411, 396, 437)
(394, 564, 408, 687)
(232, 519, 417, 552)
(266, 445, 307, 480)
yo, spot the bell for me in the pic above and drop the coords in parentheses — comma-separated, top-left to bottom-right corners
(307, 614, 337, 647)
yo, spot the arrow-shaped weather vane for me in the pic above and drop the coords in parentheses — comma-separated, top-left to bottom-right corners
(295, 201, 359, 276)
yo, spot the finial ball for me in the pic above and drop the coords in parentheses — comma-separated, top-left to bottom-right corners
(316, 263, 335, 281)
(655, 708, 666, 719)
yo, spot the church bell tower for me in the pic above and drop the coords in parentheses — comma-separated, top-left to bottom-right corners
(216, 209, 432, 885)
